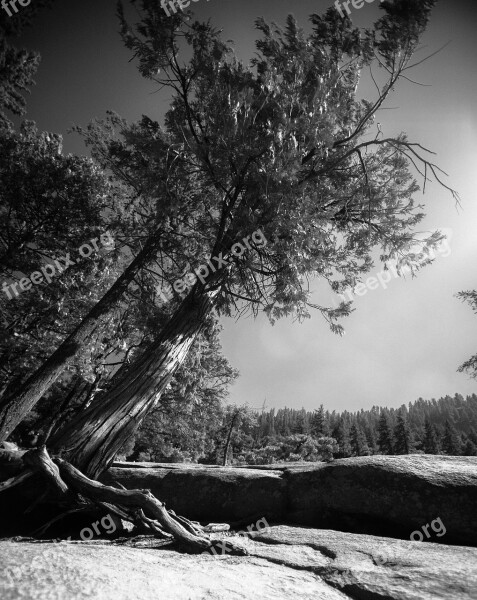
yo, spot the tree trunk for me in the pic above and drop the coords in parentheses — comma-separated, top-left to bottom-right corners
(51, 289, 216, 479)
(223, 411, 239, 466)
(0, 229, 164, 443)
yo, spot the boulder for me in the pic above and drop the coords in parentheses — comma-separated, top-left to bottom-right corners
(102, 455, 477, 546)
(2, 454, 477, 546)
(101, 463, 286, 523)
(285, 455, 477, 545)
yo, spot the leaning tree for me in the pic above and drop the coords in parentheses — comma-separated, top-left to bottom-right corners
(1, 0, 458, 552)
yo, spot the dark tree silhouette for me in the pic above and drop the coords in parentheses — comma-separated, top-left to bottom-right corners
(393, 411, 412, 454)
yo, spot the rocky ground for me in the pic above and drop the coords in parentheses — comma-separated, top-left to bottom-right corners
(1, 525, 476, 599)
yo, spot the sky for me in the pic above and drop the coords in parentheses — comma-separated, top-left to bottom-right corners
(12, 0, 477, 413)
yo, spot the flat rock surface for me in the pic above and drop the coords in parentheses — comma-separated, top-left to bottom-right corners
(1, 526, 476, 599)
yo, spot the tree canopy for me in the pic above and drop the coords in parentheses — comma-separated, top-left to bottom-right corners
(107, 0, 455, 331)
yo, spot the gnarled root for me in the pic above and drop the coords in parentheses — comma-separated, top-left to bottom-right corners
(1, 447, 248, 556)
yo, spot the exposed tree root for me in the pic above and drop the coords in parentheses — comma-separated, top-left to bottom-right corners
(54, 457, 214, 552)
(24, 489, 50, 514)
(133, 508, 174, 539)
(0, 469, 34, 492)
(23, 447, 69, 498)
(1, 447, 248, 556)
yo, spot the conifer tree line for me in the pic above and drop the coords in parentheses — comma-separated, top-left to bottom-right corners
(126, 393, 477, 464)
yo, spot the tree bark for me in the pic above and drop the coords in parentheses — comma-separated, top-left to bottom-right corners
(51, 288, 216, 479)
(0, 229, 164, 443)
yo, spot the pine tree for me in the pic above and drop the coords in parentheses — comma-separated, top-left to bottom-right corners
(293, 410, 309, 435)
(394, 411, 412, 454)
(350, 423, 370, 456)
(442, 420, 461, 455)
(462, 438, 477, 456)
(378, 412, 394, 455)
(267, 410, 276, 437)
(332, 419, 352, 458)
(365, 425, 378, 455)
(468, 428, 477, 446)
(423, 418, 440, 454)
(311, 405, 330, 437)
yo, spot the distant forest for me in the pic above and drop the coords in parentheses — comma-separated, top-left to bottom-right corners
(127, 393, 477, 465)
